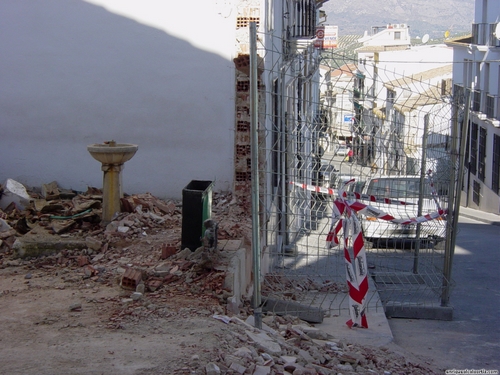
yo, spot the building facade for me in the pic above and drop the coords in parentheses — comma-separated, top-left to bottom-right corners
(354, 25, 453, 175)
(447, 0, 500, 214)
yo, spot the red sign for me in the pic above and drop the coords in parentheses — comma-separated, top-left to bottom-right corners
(315, 25, 338, 49)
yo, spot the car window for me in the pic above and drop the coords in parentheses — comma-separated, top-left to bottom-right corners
(366, 178, 432, 199)
(352, 181, 365, 193)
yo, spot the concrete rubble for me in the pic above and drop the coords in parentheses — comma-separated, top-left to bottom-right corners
(0, 180, 253, 304)
(203, 314, 437, 374)
(0, 179, 440, 374)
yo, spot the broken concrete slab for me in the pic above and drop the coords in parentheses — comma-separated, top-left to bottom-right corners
(245, 330, 282, 356)
(205, 363, 221, 375)
(51, 219, 76, 234)
(85, 237, 102, 251)
(262, 298, 325, 324)
(12, 231, 87, 258)
(0, 179, 31, 211)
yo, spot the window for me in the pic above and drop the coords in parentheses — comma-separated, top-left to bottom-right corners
(366, 178, 432, 199)
(475, 62, 481, 89)
(472, 90, 481, 112)
(441, 79, 451, 96)
(486, 94, 497, 119)
(394, 31, 401, 40)
(473, 180, 481, 205)
(470, 123, 478, 175)
(387, 89, 396, 104)
(478, 127, 486, 182)
(267, 0, 274, 31)
(463, 60, 472, 93)
(493, 135, 500, 195)
(492, 23, 500, 47)
(453, 84, 464, 106)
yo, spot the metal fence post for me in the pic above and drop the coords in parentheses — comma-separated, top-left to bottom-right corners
(441, 89, 470, 306)
(250, 22, 262, 329)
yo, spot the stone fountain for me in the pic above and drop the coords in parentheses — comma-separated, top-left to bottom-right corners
(87, 140, 138, 224)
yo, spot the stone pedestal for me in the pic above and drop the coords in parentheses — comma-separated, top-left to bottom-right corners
(101, 163, 125, 224)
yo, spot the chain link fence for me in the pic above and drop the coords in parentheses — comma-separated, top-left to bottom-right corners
(252, 28, 460, 322)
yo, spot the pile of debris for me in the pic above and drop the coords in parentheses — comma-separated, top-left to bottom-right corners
(0, 178, 250, 248)
(0, 178, 252, 307)
(200, 314, 439, 375)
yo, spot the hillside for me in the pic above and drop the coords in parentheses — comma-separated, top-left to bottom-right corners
(322, 0, 475, 39)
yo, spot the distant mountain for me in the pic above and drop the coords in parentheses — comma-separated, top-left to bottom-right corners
(322, 0, 475, 39)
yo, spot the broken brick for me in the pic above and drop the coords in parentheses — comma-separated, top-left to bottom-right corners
(161, 243, 177, 259)
(121, 268, 142, 290)
(77, 255, 89, 267)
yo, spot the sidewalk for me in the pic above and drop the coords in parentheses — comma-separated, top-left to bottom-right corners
(458, 206, 500, 226)
(318, 277, 394, 347)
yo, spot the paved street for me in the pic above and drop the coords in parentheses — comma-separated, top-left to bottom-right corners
(388, 216, 500, 371)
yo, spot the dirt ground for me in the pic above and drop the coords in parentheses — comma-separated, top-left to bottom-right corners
(0, 189, 444, 375)
(0, 263, 443, 375)
(0, 264, 228, 375)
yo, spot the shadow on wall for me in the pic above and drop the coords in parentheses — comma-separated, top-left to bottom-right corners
(0, 0, 235, 198)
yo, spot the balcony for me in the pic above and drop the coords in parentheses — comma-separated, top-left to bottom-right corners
(288, 0, 317, 39)
(472, 23, 500, 47)
(489, 24, 500, 47)
(283, 0, 319, 58)
(472, 23, 488, 45)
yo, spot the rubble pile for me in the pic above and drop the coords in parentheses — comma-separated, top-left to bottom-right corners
(201, 314, 438, 375)
(0, 180, 252, 311)
(0, 179, 251, 255)
(262, 275, 348, 302)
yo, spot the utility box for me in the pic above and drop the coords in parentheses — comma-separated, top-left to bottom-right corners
(181, 180, 214, 251)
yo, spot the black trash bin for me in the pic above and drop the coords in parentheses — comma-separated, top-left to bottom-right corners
(181, 180, 214, 251)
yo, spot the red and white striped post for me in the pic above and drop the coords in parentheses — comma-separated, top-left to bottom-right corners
(327, 179, 369, 328)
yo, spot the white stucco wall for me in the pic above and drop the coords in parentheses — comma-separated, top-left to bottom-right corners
(0, 0, 237, 199)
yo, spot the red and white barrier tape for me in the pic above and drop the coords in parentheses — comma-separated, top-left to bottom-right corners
(290, 181, 337, 196)
(289, 181, 415, 206)
(290, 180, 447, 223)
(348, 200, 447, 225)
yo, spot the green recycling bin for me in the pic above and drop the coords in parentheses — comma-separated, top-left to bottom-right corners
(181, 180, 214, 251)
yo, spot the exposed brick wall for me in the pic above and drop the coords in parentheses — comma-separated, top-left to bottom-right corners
(233, 2, 264, 214)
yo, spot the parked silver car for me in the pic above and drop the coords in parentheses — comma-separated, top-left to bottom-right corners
(355, 176, 447, 245)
